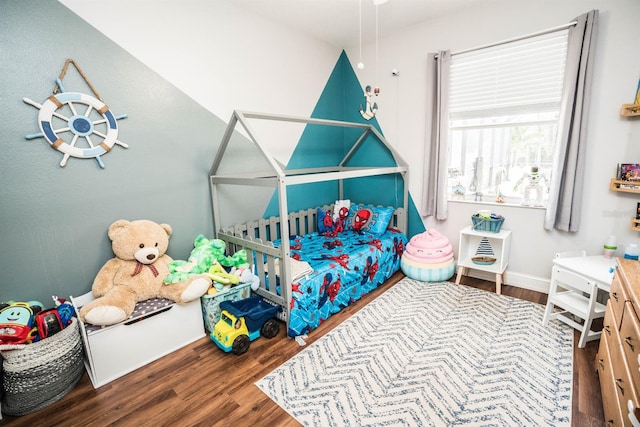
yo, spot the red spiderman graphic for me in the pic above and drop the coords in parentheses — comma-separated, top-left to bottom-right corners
(352, 208, 372, 232)
(289, 282, 305, 309)
(291, 282, 304, 295)
(368, 239, 382, 251)
(323, 211, 333, 230)
(322, 207, 349, 237)
(288, 238, 302, 259)
(354, 238, 382, 251)
(333, 206, 349, 234)
(323, 239, 343, 250)
(361, 255, 379, 285)
(393, 236, 405, 262)
(319, 272, 341, 307)
(312, 253, 350, 270)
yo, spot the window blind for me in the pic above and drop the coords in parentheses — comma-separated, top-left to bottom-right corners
(449, 30, 568, 120)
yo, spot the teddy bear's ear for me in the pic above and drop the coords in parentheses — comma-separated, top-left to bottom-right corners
(160, 223, 173, 237)
(108, 219, 131, 241)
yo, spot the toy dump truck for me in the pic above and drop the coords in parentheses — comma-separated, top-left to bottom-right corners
(211, 296, 280, 354)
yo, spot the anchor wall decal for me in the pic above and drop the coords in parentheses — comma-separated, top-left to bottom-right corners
(359, 85, 379, 120)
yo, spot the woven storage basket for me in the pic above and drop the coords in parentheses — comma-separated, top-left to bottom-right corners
(0, 317, 84, 416)
(471, 215, 504, 233)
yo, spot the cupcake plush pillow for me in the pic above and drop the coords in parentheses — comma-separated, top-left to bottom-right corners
(401, 229, 456, 282)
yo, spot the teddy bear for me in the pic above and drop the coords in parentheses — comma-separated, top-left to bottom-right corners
(79, 219, 211, 326)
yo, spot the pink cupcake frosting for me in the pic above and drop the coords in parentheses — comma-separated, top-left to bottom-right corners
(404, 229, 453, 264)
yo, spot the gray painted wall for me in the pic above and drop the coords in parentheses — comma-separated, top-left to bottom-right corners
(1, 1, 228, 304)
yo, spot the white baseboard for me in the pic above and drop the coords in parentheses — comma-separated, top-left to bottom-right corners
(463, 270, 550, 294)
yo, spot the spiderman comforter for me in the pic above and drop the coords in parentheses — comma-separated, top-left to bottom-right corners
(274, 228, 407, 337)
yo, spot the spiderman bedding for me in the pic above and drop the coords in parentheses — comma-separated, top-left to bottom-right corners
(274, 228, 407, 337)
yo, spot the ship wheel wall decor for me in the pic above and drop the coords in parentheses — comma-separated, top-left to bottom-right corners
(23, 59, 128, 168)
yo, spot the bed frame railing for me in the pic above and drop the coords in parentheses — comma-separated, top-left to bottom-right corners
(220, 205, 330, 242)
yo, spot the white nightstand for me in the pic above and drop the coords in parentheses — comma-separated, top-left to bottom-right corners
(455, 226, 512, 294)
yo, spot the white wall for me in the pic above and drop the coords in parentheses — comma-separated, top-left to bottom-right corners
(60, 0, 640, 292)
(348, 0, 640, 291)
(58, 0, 342, 166)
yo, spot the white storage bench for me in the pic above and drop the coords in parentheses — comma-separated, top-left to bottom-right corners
(70, 292, 205, 388)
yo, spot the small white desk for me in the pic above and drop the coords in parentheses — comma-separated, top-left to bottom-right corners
(551, 255, 617, 293)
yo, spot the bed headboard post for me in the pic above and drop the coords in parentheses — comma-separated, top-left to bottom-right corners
(395, 207, 407, 235)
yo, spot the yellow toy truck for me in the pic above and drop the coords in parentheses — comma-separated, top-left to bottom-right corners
(211, 296, 280, 354)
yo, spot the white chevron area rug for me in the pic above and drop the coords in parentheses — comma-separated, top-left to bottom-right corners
(256, 278, 573, 426)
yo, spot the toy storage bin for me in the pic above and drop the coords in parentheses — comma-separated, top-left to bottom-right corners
(471, 215, 505, 233)
(0, 318, 84, 416)
(200, 282, 252, 334)
(70, 292, 204, 388)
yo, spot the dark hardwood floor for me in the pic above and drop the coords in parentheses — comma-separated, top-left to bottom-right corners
(1, 273, 605, 426)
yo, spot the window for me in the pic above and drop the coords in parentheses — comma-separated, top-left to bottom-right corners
(447, 30, 568, 206)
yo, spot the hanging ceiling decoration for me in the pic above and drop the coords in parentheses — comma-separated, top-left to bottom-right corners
(359, 0, 387, 120)
(374, 0, 381, 95)
(359, 85, 378, 120)
(357, 0, 364, 70)
(23, 59, 128, 169)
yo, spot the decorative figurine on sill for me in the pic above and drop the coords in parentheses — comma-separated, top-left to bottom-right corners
(495, 192, 505, 203)
(513, 166, 549, 207)
(449, 168, 465, 200)
(451, 183, 466, 200)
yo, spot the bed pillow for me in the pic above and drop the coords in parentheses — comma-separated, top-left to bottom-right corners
(317, 208, 336, 236)
(332, 199, 351, 220)
(347, 204, 395, 235)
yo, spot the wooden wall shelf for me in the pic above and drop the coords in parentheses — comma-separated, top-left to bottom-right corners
(621, 103, 640, 117)
(610, 179, 640, 231)
(610, 178, 640, 193)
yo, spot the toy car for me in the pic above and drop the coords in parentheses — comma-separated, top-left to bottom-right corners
(0, 302, 41, 344)
(211, 296, 280, 354)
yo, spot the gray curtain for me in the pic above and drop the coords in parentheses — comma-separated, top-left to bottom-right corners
(422, 50, 450, 220)
(544, 10, 599, 232)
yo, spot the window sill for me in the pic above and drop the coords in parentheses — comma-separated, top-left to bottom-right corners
(447, 198, 547, 210)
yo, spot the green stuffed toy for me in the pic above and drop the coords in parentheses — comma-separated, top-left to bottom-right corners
(164, 235, 249, 284)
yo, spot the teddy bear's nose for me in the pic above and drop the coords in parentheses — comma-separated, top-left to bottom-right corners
(146, 254, 156, 261)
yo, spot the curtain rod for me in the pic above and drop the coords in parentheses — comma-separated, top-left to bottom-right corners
(436, 21, 577, 58)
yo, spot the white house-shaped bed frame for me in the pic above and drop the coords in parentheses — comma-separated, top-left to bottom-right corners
(209, 110, 409, 327)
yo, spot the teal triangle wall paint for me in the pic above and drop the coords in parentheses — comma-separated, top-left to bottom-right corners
(263, 51, 424, 237)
